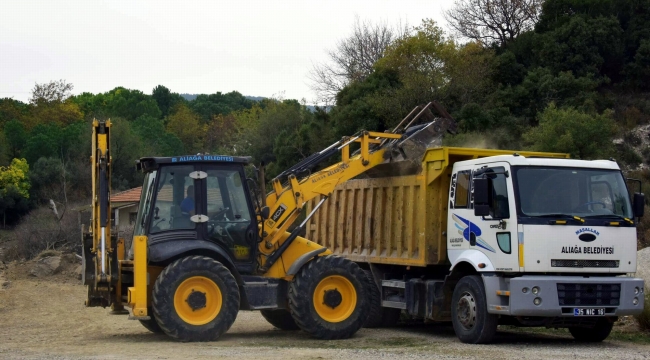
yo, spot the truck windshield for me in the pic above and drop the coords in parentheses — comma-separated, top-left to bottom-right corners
(514, 167, 633, 219)
(134, 170, 157, 236)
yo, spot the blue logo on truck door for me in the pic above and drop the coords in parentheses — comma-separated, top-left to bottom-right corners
(452, 214, 496, 253)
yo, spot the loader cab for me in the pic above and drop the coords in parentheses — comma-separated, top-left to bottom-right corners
(133, 155, 260, 270)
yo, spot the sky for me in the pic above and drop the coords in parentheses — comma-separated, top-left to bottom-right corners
(0, 0, 455, 104)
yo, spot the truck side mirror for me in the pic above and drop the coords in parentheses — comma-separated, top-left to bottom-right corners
(633, 193, 645, 218)
(473, 178, 491, 217)
(261, 206, 270, 220)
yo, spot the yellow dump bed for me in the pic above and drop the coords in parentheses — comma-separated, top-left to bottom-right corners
(305, 147, 569, 267)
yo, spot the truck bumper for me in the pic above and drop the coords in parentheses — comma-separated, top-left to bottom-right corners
(502, 276, 644, 317)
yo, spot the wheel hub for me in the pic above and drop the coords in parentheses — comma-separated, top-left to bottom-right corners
(457, 292, 477, 329)
(186, 290, 207, 311)
(323, 288, 343, 309)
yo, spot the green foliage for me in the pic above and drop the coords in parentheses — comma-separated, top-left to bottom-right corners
(3, 119, 27, 159)
(29, 157, 65, 203)
(190, 91, 254, 122)
(22, 122, 85, 165)
(110, 119, 147, 190)
(524, 104, 615, 158)
(0, 158, 31, 226)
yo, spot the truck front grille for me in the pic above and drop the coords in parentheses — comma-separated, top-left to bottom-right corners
(557, 283, 620, 306)
(551, 259, 619, 268)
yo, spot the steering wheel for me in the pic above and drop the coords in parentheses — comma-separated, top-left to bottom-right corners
(210, 207, 230, 221)
(573, 201, 606, 212)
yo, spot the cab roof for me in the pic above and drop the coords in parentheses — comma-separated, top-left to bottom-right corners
(136, 154, 252, 172)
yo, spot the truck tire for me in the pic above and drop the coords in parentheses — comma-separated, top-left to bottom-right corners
(568, 318, 614, 342)
(140, 308, 163, 333)
(362, 269, 401, 328)
(289, 255, 369, 339)
(260, 309, 299, 330)
(451, 275, 498, 344)
(152, 256, 240, 342)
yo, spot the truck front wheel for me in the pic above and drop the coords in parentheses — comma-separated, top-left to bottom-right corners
(288, 255, 369, 339)
(451, 275, 498, 344)
(568, 318, 614, 342)
(152, 256, 240, 342)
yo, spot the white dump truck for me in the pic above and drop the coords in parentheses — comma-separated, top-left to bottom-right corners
(306, 147, 646, 343)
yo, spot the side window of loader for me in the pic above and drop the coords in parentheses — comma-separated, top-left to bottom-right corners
(150, 165, 196, 233)
(454, 171, 471, 208)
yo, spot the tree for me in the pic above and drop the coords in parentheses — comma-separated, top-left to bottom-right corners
(309, 17, 406, 104)
(444, 0, 543, 46)
(524, 103, 615, 159)
(4, 120, 27, 159)
(166, 104, 204, 154)
(29, 80, 73, 105)
(0, 158, 31, 227)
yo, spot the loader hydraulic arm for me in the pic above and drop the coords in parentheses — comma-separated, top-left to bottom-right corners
(257, 130, 401, 271)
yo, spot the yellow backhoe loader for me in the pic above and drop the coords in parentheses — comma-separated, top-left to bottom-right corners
(82, 103, 456, 341)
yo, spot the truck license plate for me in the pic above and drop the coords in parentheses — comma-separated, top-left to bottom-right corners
(573, 308, 605, 316)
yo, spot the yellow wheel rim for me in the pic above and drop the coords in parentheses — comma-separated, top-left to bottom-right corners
(173, 276, 222, 326)
(312, 275, 357, 323)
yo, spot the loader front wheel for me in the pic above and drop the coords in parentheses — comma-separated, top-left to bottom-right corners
(260, 309, 299, 330)
(140, 307, 163, 333)
(289, 255, 369, 339)
(152, 256, 240, 342)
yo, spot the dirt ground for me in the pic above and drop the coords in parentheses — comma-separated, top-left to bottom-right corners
(1, 261, 650, 360)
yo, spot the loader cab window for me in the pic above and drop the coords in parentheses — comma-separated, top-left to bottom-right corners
(134, 170, 156, 236)
(205, 167, 253, 261)
(150, 165, 197, 233)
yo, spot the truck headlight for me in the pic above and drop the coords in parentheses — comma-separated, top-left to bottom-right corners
(522, 287, 529, 294)
(635, 287, 640, 295)
(534, 297, 542, 306)
(532, 286, 540, 295)
(633, 297, 639, 305)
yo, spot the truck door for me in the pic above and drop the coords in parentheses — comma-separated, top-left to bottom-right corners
(448, 163, 519, 272)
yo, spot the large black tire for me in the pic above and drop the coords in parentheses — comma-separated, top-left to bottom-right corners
(260, 309, 300, 330)
(140, 308, 164, 333)
(288, 255, 369, 339)
(569, 318, 614, 342)
(152, 256, 240, 342)
(362, 269, 401, 328)
(451, 275, 498, 344)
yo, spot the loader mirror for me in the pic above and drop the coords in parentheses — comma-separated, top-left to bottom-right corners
(633, 193, 645, 218)
(261, 206, 270, 220)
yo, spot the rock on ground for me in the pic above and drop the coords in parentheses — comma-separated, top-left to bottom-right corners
(29, 256, 62, 278)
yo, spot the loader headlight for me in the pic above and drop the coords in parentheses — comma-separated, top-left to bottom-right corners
(534, 297, 542, 306)
(532, 286, 540, 295)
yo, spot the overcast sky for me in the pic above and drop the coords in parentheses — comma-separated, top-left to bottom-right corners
(1, 0, 454, 104)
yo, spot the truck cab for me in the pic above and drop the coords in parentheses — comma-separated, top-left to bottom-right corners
(447, 155, 645, 340)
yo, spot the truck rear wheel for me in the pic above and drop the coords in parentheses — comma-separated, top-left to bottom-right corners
(451, 275, 498, 344)
(362, 269, 401, 328)
(152, 256, 240, 342)
(568, 318, 614, 342)
(289, 255, 369, 339)
(260, 309, 299, 330)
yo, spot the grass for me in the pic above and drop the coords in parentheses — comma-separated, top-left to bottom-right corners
(501, 325, 650, 345)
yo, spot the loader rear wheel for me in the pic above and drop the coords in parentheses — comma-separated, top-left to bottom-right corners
(288, 255, 369, 339)
(152, 256, 240, 342)
(260, 309, 299, 330)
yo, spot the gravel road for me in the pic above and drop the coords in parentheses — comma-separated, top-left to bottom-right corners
(0, 278, 649, 360)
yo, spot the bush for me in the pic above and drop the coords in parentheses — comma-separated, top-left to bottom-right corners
(4, 204, 81, 260)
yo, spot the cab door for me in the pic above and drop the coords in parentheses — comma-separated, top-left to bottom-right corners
(199, 164, 258, 265)
(474, 163, 519, 272)
(448, 163, 519, 272)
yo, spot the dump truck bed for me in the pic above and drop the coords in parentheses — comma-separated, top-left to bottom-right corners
(305, 147, 569, 267)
